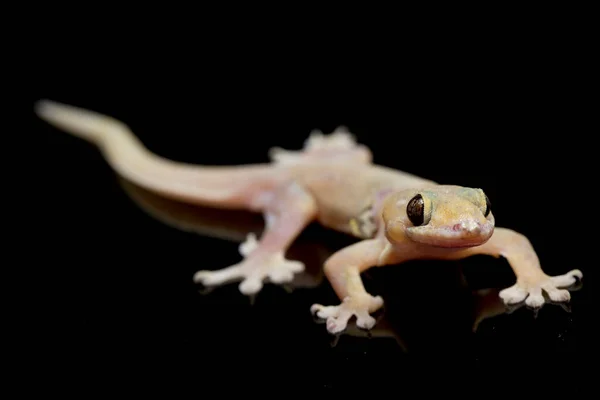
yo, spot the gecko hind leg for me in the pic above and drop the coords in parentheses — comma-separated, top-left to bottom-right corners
(268, 126, 372, 165)
(193, 182, 317, 295)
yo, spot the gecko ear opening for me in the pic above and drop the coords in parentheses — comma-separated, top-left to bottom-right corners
(406, 193, 432, 226)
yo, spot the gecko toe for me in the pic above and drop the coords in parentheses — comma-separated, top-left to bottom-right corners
(310, 303, 323, 315)
(193, 270, 208, 283)
(545, 287, 571, 302)
(193, 270, 218, 285)
(499, 285, 528, 304)
(550, 269, 583, 287)
(267, 259, 304, 283)
(268, 270, 295, 283)
(525, 292, 545, 308)
(355, 312, 376, 330)
(313, 305, 338, 319)
(326, 318, 347, 334)
(239, 277, 263, 295)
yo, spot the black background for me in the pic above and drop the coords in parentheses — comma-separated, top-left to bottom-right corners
(27, 23, 593, 393)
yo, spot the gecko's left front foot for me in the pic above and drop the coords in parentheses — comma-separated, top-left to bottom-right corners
(193, 233, 305, 295)
(499, 269, 583, 308)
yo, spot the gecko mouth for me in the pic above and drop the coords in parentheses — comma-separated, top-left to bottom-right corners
(406, 222, 494, 248)
(415, 237, 489, 248)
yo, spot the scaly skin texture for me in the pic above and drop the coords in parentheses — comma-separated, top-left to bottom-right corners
(35, 100, 583, 335)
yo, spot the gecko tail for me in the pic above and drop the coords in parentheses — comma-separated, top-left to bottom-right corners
(34, 99, 278, 209)
(35, 99, 125, 144)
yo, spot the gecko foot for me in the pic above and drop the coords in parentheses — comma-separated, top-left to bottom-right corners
(499, 269, 583, 308)
(311, 294, 383, 334)
(193, 233, 305, 295)
(268, 126, 370, 165)
(303, 126, 358, 151)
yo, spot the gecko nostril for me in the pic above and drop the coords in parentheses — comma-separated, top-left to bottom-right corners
(452, 221, 480, 233)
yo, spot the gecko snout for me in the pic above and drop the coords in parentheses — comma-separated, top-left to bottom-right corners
(452, 220, 480, 233)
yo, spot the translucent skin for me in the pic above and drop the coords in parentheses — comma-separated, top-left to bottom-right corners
(35, 100, 583, 335)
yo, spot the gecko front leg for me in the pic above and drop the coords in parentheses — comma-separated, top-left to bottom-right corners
(193, 181, 317, 295)
(311, 238, 395, 334)
(463, 228, 583, 308)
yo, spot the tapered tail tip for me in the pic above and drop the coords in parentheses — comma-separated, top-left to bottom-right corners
(34, 99, 54, 119)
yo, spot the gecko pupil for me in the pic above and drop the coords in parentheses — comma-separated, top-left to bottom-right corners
(407, 194, 425, 226)
(484, 194, 491, 217)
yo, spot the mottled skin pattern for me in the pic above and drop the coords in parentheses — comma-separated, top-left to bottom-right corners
(35, 100, 583, 334)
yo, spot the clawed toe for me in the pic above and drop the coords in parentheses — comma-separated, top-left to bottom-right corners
(524, 292, 545, 308)
(239, 277, 263, 295)
(310, 304, 336, 319)
(193, 270, 223, 285)
(268, 270, 294, 283)
(550, 269, 583, 287)
(193, 270, 208, 283)
(267, 260, 304, 283)
(326, 319, 345, 334)
(544, 286, 571, 302)
(355, 313, 376, 330)
(499, 285, 528, 304)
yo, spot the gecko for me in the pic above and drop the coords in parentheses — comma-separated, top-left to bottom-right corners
(34, 99, 583, 335)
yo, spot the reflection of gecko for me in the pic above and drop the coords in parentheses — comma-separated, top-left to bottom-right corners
(36, 100, 583, 334)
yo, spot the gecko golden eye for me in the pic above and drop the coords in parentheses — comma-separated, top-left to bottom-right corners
(484, 194, 491, 217)
(407, 194, 425, 226)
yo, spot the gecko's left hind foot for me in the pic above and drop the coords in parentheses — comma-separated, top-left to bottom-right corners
(193, 233, 305, 295)
(499, 269, 583, 308)
(269, 126, 371, 165)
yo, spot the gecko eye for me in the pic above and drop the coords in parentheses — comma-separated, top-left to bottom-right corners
(407, 194, 425, 226)
(484, 194, 491, 217)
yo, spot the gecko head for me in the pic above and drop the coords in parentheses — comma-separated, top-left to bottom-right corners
(386, 186, 494, 248)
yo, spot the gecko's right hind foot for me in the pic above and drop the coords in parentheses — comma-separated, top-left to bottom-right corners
(193, 255, 304, 295)
(193, 235, 305, 295)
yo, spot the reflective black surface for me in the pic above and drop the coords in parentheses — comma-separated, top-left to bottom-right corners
(30, 84, 592, 390)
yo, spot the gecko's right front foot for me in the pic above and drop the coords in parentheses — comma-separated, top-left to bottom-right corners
(193, 233, 305, 295)
(311, 294, 384, 334)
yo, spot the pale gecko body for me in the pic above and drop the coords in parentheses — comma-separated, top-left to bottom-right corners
(35, 100, 583, 334)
